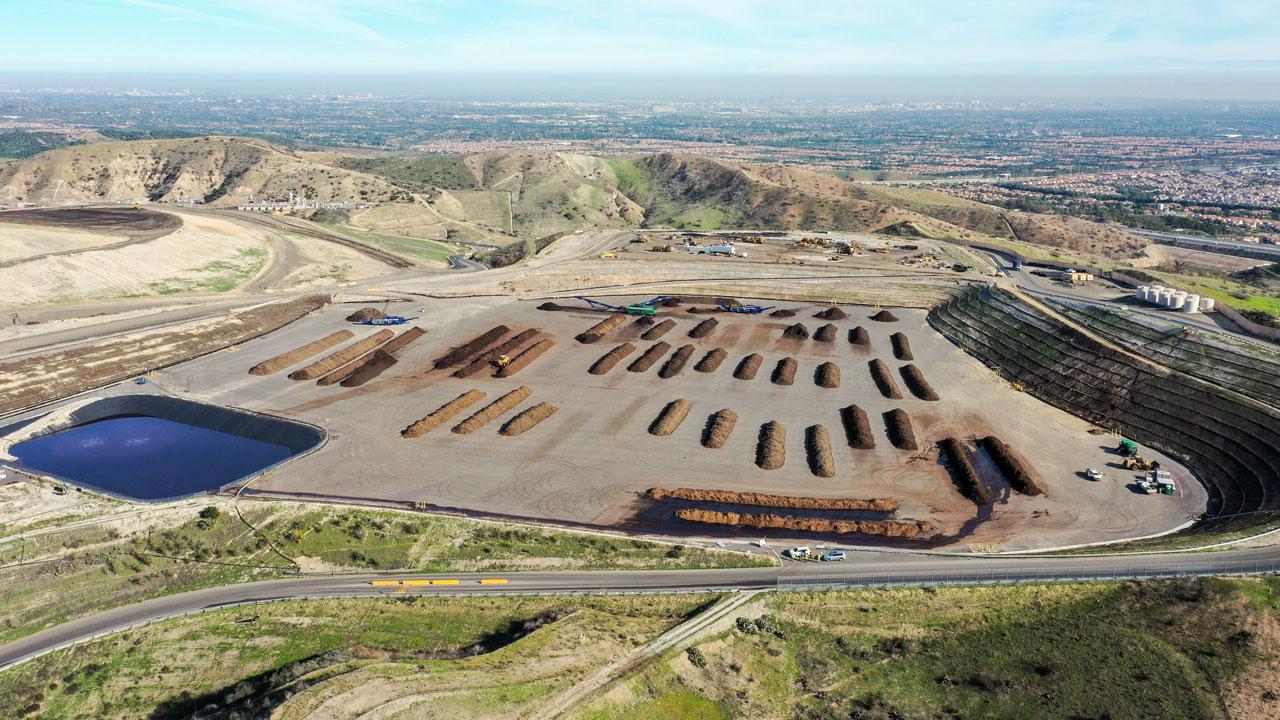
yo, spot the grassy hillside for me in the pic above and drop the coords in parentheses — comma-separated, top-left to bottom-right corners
(581, 578, 1280, 720)
(4, 138, 1152, 261)
(5, 578, 1274, 719)
(0, 136, 412, 206)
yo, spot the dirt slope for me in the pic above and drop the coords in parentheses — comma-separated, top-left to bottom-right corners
(0, 136, 411, 206)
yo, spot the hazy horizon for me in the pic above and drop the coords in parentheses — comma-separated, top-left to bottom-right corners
(3, 72, 1280, 103)
(3, 1, 1280, 101)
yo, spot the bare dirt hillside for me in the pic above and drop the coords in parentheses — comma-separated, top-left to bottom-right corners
(0, 136, 412, 206)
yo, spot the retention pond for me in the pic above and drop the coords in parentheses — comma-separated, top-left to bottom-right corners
(7, 395, 323, 501)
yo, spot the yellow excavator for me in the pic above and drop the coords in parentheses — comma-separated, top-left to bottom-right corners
(494, 355, 511, 369)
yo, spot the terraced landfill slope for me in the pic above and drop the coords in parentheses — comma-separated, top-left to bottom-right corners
(929, 287, 1280, 534)
(1044, 299, 1280, 410)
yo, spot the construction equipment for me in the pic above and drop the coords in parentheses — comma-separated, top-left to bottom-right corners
(576, 296, 669, 316)
(718, 304, 775, 314)
(1123, 453, 1158, 471)
(599, 252, 617, 259)
(1117, 439, 1138, 457)
(494, 355, 511, 368)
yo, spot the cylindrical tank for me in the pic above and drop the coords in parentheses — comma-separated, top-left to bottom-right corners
(1167, 295, 1185, 310)
(1183, 293, 1200, 312)
(1160, 289, 1176, 307)
(1199, 297, 1216, 312)
(1135, 286, 1148, 301)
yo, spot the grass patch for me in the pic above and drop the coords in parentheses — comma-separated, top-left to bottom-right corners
(0, 501, 769, 646)
(581, 579, 1280, 719)
(0, 593, 714, 720)
(146, 246, 266, 294)
(323, 224, 461, 264)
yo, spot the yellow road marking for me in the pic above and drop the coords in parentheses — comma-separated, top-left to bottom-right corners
(429, 579, 460, 585)
(401, 579, 431, 586)
(370, 580, 400, 587)
(478, 578, 509, 585)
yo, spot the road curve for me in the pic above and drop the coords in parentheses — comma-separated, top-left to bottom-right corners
(2, 543, 1278, 672)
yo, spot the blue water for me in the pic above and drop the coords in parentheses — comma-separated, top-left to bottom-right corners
(11, 415, 294, 501)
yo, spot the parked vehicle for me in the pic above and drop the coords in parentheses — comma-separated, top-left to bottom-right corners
(1084, 468, 1102, 481)
(820, 550, 846, 562)
(784, 546, 811, 560)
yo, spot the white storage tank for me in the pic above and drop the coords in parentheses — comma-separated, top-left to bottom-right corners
(1183, 293, 1200, 312)
(1160, 289, 1176, 307)
(1135, 286, 1149, 301)
(1199, 297, 1216, 312)
(1167, 294, 1185, 310)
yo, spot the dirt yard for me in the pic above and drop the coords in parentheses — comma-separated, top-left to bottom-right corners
(124, 296, 1206, 552)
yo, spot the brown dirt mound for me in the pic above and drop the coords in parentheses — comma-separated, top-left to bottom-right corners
(899, 364, 940, 401)
(770, 308, 797, 317)
(648, 487, 898, 512)
(701, 409, 738, 448)
(495, 338, 554, 377)
(814, 307, 849, 320)
(980, 436, 1047, 496)
(839, 405, 876, 449)
(641, 319, 676, 340)
(345, 307, 385, 322)
(661, 298, 682, 308)
(883, 408, 918, 451)
(659, 344, 695, 379)
(734, 353, 763, 380)
(454, 329, 539, 378)
(453, 386, 533, 434)
(849, 326, 871, 346)
(806, 425, 835, 478)
(695, 348, 728, 373)
(289, 329, 394, 381)
(340, 350, 397, 387)
(249, 329, 354, 375)
(629, 341, 672, 372)
(870, 309, 899, 322)
(688, 317, 719, 338)
(536, 302, 562, 311)
(813, 323, 837, 342)
(590, 342, 637, 375)
(331, 325, 425, 386)
(772, 357, 797, 385)
(815, 362, 841, 388)
(634, 315, 655, 326)
(938, 438, 990, 505)
(576, 314, 626, 343)
(402, 389, 486, 438)
(316, 355, 369, 386)
(783, 323, 810, 339)
(673, 509, 934, 538)
(500, 402, 558, 436)
(868, 359, 903, 399)
(433, 326, 510, 368)
(650, 399, 693, 436)
(756, 421, 785, 470)
(890, 332, 913, 361)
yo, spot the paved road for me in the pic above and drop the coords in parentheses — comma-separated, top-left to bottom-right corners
(1127, 228, 1280, 261)
(2, 542, 1277, 672)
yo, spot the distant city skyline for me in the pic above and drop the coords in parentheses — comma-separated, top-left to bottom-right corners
(2, 1, 1279, 99)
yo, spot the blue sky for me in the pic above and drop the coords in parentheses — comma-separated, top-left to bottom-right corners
(2, 0, 1278, 76)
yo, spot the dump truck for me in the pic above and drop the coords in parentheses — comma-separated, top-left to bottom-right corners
(1117, 439, 1138, 457)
